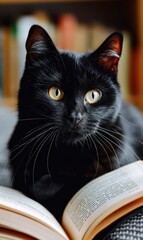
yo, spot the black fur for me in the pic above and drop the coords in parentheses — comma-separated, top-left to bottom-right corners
(8, 25, 143, 221)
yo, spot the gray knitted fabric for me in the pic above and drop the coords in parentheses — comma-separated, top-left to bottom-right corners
(106, 209, 143, 240)
(93, 208, 143, 240)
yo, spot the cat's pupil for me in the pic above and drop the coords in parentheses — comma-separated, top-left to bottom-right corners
(56, 89, 60, 96)
(92, 92, 95, 99)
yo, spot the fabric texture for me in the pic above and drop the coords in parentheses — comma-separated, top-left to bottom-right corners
(106, 207, 143, 240)
(93, 207, 143, 240)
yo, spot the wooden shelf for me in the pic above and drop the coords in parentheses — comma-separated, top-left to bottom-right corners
(0, 0, 96, 4)
(0, 0, 69, 3)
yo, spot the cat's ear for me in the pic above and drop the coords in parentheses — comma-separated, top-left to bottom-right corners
(95, 32, 123, 73)
(26, 24, 57, 54)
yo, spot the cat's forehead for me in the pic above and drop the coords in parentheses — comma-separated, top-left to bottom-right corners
(59, 50, 99, 78)
(55, 50, 102, 91)
(60, 51, 83, 67)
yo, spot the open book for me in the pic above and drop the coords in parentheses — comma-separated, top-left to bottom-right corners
(0, 160, 143, 240)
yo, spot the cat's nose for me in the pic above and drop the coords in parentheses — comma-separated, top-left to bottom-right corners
(67, 112, 83, 127)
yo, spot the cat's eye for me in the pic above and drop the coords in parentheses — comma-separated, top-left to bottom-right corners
(84, 89, 101, 104)
(48, 87, 64, 101)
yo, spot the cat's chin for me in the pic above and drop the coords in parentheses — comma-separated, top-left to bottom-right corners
(62, 130, 89, 145)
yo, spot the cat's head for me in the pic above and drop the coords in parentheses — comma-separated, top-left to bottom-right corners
(19, 25, 123, 144)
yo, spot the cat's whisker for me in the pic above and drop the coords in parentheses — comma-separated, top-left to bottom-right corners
(87, 135, 100, 176)
(101, 125, 143, 144)
(54, 128, 63, 148)
(10, 153, 26, 188)
(96, 131, 120, 168)
(10, 132, 49, 185)
(19, 117, 48, 121)
(98, 127, 140, 162)
(10, 128, 58, 186)
(84, 134, 93, 150)
(94, 134, 113, 171)
(39, 113, 52, 118)
(25, 125, 56, 194)
(24, 126, 59, 194)
(24, 129, 51, 185)
(9, 123, 47, 151)
(46, 130, 59, 180)
(25, 124, 56, 141)
(9, 130, 47, 156)
(32, 131, 55, 195)
(10, 123, 55, 154)
(119, 114, 140, 127)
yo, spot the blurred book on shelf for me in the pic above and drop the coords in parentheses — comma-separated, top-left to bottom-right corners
(118, 31, 131, 98)
(16, 11, 56, 79)
(56, 14, 78, 51)
(0, 28, 3, 97)
(130, 47, 139, 95)
(0, 11, 132, 101)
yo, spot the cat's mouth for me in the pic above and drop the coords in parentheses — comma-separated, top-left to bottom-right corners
(67, 128, 82, 136)
(63, 127, 87, 144)
(61, 120, 97, 144)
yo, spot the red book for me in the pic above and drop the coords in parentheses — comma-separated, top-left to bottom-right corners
(56, 14, 78, 51)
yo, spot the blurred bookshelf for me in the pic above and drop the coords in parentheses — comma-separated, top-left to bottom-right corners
(0, 97, 17, 109)
(0, 0, 143, 111)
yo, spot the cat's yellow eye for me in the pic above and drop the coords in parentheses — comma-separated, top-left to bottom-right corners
(48, 87, 64, 101)
(84, 89, 101, 104)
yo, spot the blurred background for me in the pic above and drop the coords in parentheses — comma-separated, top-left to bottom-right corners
(0, 0, 143, 111)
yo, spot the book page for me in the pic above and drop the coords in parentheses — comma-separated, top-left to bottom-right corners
(0, 186, 69, 240)
(1, 208, 66, 240)
(62, 161, 143, 240)
(0, 227, 35, 240)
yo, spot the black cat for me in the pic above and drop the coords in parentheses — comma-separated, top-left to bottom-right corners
(8, 25, 143, 221)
